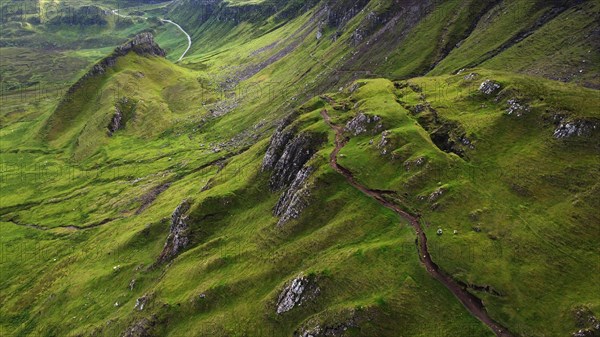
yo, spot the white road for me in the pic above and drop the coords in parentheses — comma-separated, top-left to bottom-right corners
(111, 8, 192, 62)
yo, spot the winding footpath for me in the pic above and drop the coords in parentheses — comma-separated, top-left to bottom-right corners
(111, 9, 192, 62)
(321, 109, 514, 337)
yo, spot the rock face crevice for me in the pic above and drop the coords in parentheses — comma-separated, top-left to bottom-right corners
(276, 275, 320, 315)
(156, 200, 191, 264)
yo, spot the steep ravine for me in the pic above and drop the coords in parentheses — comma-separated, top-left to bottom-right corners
(320, 109, 514, 337)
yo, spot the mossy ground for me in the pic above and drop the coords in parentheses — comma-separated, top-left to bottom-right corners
(1, 0, 599, 336)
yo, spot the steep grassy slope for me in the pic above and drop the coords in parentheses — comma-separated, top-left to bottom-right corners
(1, 0, 599, 336)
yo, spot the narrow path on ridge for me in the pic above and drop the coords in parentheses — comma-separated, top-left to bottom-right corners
(111, 7, 192, 62)
(320, 109, 514, 337)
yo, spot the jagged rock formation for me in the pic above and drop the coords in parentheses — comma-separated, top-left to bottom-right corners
(262, 115, 298, 174)
(276, 275, 320, 314)
(273, 166, 313, 226)
(262, 115, 325, 225)
(344, 113, 383, 136)
(156, 200, 191, 264)
(262, 123, 324, 191)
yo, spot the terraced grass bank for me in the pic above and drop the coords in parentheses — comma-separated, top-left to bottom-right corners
(1, 0, 599, 336)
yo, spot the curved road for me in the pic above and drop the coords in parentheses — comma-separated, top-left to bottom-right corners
(111, 9, 192, 62)
(321, 109, 514, 337)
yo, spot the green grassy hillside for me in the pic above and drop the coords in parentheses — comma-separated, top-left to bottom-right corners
(1, 0, 599, 336)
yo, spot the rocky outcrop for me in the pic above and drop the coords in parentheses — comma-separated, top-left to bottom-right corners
(83, 33, 164, 77)
(428, 187, 446, 203)
(344, 113, 383, 136)
(463, 72, 479, 81)
(107, 106, 123, 136)
(133, 294, 150, 311)
(156, 200, 191, 264)
(273, 166, 313, 226)
(572, 306, 600, 337)
(121, 317, 156, 337)
(296, 321, 358, 337)
(113, 32, 166, 58)
(263, 115, 324, 225)
(428, 121, 474, 158)
(276, 275, 320, 314)
(377, 130, 391, 155)
(553, 118, 598, 139)
(573, 329, 600, 337)
(262, 115, 297, 173)
(506, 99, 530, 117)
(263, 127, 324, 191)
(294, 308, 364, 337)
(479, 80, 501, 95)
